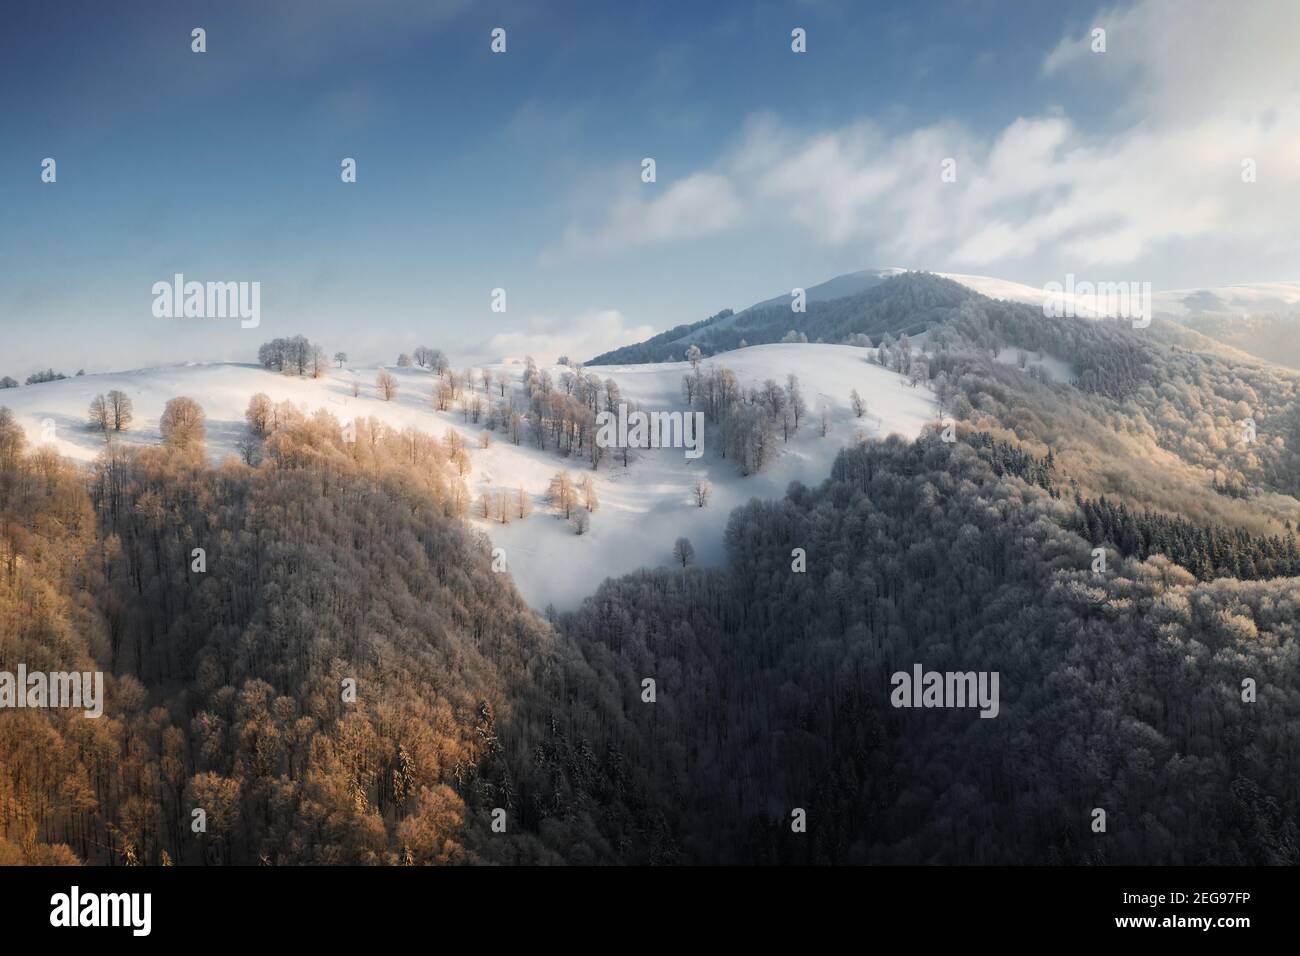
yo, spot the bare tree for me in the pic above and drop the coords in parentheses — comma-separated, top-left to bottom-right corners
(106, 390, 134, 431)
(376, 370, 398, 401)
(87, 394, 110, 434)
(850, 389, 866, 418)
(436, 429, 469, 476)
(397, 353, 414, 368)
(516, 486, 531, 519)
(310, 345, 329, 378)
(693, 478, 711, 508)
(548, 471, 577, 519)
(686, 344, 702, 368)
(237, 435, 261, 465)
(672, 536, 695, 567)
(493, 489, 511, 524)
(579, 474, 599, 511)
(786, 374, 806, 432)
(334, 351, 348, 367)
(571, 508, 590, 535)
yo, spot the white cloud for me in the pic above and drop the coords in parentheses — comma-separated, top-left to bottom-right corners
(1044, 0, 1300, 122)
(552, 173, 741, 259)
(555, 0, 1300, 277)
(475, 309, 657, 364)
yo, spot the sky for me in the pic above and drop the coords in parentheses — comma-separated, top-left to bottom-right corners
(1, 0, 1298, 375)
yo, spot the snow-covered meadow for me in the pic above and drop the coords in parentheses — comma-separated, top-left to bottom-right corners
(1, 343, 934, 609)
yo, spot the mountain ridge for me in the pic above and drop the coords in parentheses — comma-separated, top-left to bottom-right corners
(588, 268, 1300, 367)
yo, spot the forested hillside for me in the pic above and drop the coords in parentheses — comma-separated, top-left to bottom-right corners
(926, 296, 1300, 533)
(4, 267, 1300, 866)
(0, 406, 672, 864)
(557, 432, 1300, 863)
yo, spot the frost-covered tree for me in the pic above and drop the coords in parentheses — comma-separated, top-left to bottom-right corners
(107, 390, 133, 431)
(246, 393, 273, 436)
(693, 478, 711, 507)
(547, 471, 577, 519)
(579, 474, 598, 512)
(310, 345, 329, 379)
(87, 394, 110, 434)
(159, 396, 206, 449)
(786, 374, 806, 432)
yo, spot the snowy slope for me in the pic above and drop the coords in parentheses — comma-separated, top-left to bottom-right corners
(0, 345, 934, 610)
(745, 267, 909, 312)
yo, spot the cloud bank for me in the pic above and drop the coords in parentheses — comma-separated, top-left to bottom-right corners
(556, 0, 1300, 275)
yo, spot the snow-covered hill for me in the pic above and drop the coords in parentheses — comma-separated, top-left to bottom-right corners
(589, 268, 1300, 368)
(0, 344, 934, 610)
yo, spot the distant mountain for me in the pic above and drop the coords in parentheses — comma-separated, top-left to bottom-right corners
(589, 269, 1300, 368)
(742, 266, 909, 311)
(1146, 282, 1300, 371)
(588, 270, 974, 365)
(1181, 313, 1300, 371)
(1151, 282, 1300, 318)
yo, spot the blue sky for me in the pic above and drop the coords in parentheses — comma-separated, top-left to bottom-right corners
(2, 0, 1298, 374)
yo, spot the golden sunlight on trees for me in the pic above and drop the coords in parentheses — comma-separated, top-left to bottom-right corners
(159, 396, 206, 450)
